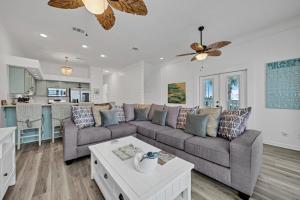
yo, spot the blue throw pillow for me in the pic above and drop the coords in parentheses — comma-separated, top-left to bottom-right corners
(100, 109, 119, 127)
(152, 110, 168, 126)
(134, 108, 148, 121)
(184, 114, 209, 137)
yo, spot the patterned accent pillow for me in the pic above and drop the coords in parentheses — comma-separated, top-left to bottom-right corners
(176, 108, 192, 129)
(115, 105, 125, 122)
(240, 107, 252, 132)
(218, 107, 251, 140)
(72, 106, 95, 129)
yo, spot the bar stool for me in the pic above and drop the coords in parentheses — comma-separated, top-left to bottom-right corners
(51, 103, 71, 143)
(16, 103, 42, 150)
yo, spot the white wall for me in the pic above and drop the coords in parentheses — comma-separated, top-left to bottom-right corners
(105, 62, 144, 105)
(144, 63, 162, 104)
(153, 20, 300, 150)
(0, 21, 23, 127)
(89, 66, 104, 103)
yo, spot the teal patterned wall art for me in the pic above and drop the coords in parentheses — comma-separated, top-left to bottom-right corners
(266, 58, 300, 109)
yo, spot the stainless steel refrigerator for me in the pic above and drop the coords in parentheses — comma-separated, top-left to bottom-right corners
(69, 88, 91, 103)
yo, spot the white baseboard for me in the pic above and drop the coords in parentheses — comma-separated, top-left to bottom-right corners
(263, 140, 300, 151)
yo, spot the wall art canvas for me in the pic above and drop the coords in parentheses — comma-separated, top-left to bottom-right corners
(168, 82, 186, 104)
(266, 58, 300, 109)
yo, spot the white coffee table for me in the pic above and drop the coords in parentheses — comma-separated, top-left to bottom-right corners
(89, 136, 194, 200)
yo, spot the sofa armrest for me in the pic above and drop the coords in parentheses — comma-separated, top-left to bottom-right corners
(62, 119, 79, 161)
(230, 130, 263, 196)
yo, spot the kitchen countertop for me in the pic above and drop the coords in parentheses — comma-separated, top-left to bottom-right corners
(1, 103, 82, 108)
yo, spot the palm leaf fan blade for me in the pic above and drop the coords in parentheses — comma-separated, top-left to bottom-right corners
(95, 5, 115, 30)
(207, 50, 222, 56)
(207, 41, 231, 50)
(108, 0, 148, 15)
(48, 0, 84, 9)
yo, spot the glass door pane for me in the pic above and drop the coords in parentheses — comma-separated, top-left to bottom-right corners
(199, 75, 219, 108)
(227, 75, 240, 110)
(204, 79, 214, 107)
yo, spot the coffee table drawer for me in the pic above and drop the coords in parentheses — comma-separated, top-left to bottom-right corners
(92, 155, 129, 200)
(93, 158, 114, 187)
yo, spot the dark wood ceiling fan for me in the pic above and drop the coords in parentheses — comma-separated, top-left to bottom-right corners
(48, 0, 148, 30)
(177, 26, 231, 61)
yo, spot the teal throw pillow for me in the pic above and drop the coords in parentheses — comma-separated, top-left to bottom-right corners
(100, 109, 119, 127)
(185, 114, 209, 137)
(152, 110, 168, 126)
(134, 108, 148, 121)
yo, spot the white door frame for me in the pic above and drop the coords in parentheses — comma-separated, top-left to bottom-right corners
(199, 69, 247, 109)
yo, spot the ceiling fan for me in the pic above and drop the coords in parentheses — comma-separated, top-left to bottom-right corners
(177, 26, 231, 61)
(48, 0, 148, 30)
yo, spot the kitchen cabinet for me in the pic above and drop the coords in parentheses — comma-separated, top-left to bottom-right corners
(9, 66, 35, 95)
(9, 67, 25, 94)
(24, 70, 35, 94)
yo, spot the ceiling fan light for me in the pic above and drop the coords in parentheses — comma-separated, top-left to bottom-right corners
(82, 0, 108, 15)
(195, 53, 208, 61)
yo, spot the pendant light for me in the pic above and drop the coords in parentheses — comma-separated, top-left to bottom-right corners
(61, 57, 73, 76)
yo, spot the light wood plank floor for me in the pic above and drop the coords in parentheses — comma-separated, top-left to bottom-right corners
(4, 140, 300, 200)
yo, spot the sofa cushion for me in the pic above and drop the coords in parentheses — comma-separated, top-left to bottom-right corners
(148, 104, 164, 120)
(129, 121, 172, 139)
(137, 104, 151, 119)
(164, 106, 181, 128)
(107, 123, 137, 139)
(123, 103, 137, 122)
(184, 136, 230, 167)
(156, 129, 193, 150)
(77, 127, 111, 146)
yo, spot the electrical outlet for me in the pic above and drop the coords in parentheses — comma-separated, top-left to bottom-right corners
(281, 131, 288, 137)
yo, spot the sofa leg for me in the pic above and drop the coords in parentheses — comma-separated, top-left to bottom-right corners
(65, 160, 73, 165)
(238, 191, 250, 200)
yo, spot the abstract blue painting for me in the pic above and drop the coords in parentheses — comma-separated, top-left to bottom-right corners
(266, 58, 300, 109)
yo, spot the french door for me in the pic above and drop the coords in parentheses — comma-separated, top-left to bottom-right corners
(199, 70, 247, 110)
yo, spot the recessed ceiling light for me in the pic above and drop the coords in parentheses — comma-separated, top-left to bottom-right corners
(82, 44, 88, 49)
(40, 33, 48, 38)
(100, 54, 107, 58)
(104, 70, 109, 73)
(132, 47, 139, 51)
(160, 57, 164, 60)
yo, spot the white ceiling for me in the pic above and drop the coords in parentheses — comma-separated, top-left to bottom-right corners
(0, 0, 300, 69)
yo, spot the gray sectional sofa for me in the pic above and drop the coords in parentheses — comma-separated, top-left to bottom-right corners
(63, 115, 262, 200)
